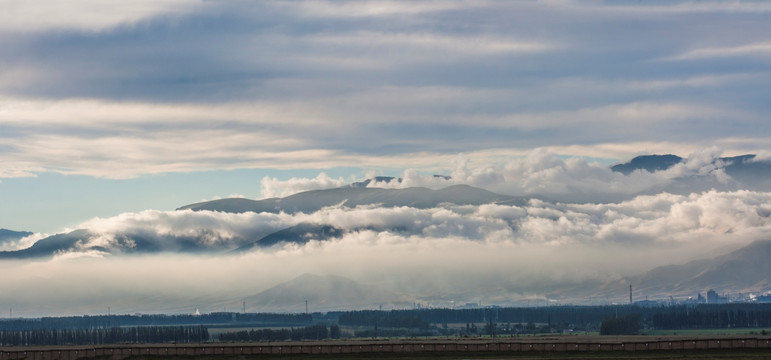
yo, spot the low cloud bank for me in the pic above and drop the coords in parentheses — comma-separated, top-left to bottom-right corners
(2, 188, 770, 315)
(358, 148, 755, 202)
(0, 232, 47, 252)
(260, 173, 348, 198)
(67, 189, 771, 257)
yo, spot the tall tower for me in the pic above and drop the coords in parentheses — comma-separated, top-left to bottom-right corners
(629, 284, 633, 305)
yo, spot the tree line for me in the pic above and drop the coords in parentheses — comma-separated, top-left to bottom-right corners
(339, 303, 771, 333)
(338, 306, 635, 329)
(218, 325, 340, 342)
(0, 326, 208, 346)
(648, 304, 771, 329)
(3, 303, 771, 342)
(0, 313, 311, 331)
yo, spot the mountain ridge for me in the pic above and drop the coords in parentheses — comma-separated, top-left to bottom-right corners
(178, 184, 527, 214)
(244, 274, 415, 312)
(0, 229, 33, 242)
(0, 184, 526, 259)
(585, 239, 771, 302)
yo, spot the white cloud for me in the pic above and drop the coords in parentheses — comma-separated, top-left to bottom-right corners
(260, 173, 348, 198)
(535, 0, 771, 15)
(58, 188, 771, 262)
(0, 86, 761, 179)
(665, 42, 771, 61)
(4, 188, 771, 315)
(74, 210, 297, 253)
(357, 148, 750, 201)
(307, 32, 555, 56)
(0, 232, 47, 252)
(0, 0, 205, 33)
(280, 0, 491, 18)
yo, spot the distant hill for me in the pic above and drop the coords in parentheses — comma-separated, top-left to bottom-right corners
(0, 230, 89, 259)
(348, 175, 450, 188)
(3, 184, 522, 259)
(611, 154, 769, 177)
(233, 223, 343, 252)
(244, 274, 414, 312)
(348, 176, 400, 188)
(611, 154, 683, 175)
(0, 229, 33, 243)
(589, 239, 771, 301)
(178, 184, 526, 214)
(610, 154, 771, 195)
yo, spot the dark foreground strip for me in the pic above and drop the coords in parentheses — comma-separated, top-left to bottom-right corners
(1, 337, 770, 359)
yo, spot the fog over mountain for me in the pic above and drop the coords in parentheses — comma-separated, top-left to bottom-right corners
(244, 274, 414, 313)
(2, 1, 771, 318)
(179, 184, 526, 214)
(628, 239, 771, 296)
(1, 151, 771, 315)
(256, 149, 771, 204)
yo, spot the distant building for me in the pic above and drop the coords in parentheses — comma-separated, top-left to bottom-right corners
(706, 289, 728, 304)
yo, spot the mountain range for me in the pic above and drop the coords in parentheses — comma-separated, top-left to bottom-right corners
(0, 184, 526, 259)
(6, 153, 769, 258)
(613, 154, 771, 194)
(244, 274, 414, 312)
(0, 229, 32, 243)
(590, 239, 771, 301)
(242, 239, 771, 311)
(178, 184, 526, 214)
(232, 223, 343, 253)
(1, 153, 770, 310)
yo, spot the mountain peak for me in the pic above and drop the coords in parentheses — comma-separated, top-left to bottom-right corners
(179, 183, 524, 214)
(611, 154, 683, 175)
(0, 229, 33, 242)
(244, 274, 413, 312)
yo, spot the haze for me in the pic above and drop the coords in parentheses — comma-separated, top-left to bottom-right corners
(1, 0, 770, 317)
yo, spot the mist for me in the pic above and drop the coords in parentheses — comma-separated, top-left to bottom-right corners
(259, 149, 764, 203)
(3, 187, 770, 316)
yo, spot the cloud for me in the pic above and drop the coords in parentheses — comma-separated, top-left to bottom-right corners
(0, 94, 762, 179)
(533, 0, 771, 15)
(665, 42, 771, 61)
(356, 148, 754, 202)
(1, 0, 770, 182)
(0, 0, 206, 33)
(277, 0, 491, 18)
(72, 210, 296, 253)
(3, 188, 771, 315)
(55, 188, 771, 265)
(0, 232, 46, 252)
(260, 173, 348, 198)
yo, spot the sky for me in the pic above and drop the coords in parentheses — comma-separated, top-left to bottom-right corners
(2, 0, 770, 233)
(1, 1, 771, 315)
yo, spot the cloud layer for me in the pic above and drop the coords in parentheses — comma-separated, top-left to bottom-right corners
(3, 187, 769, 315)
(1, 0, 771, 316)
(258, 148, 768, 202)
(1, 1, 770, 179)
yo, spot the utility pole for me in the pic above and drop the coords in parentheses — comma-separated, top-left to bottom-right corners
(243, 301, 246, 313)
(108, 306, 110, 316)
(305, 300, 308, 314)
(629, 284, 633, 305)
